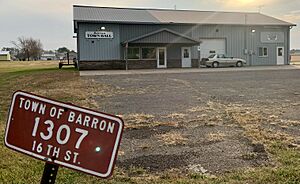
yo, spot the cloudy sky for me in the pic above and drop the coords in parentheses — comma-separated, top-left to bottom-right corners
(0, 0, 299, 50)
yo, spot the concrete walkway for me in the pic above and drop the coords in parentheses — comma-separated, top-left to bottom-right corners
(80, 65, 300, 76)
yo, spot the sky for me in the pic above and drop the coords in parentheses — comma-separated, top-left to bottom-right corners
(0, 0, 299, 51)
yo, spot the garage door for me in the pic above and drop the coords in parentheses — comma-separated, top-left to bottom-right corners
(199, 39, 226, 59)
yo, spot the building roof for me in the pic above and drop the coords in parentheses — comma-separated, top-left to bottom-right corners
(41, 53, 56, 57)
(124, 28, 200, 45)
(0, 51, 10, 55)
(73, 5, 296, 26)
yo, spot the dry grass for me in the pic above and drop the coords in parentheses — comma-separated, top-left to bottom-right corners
(206, 131, 226, 142)
(124, 113, 155, 126)
(157, 131, 188, 145)
(123, 113, 180, 129)
(164, 113, 186, 119)
(188, 106, 205, 112)
(0, 60, 59, 73)
(224, 104, 298, 145)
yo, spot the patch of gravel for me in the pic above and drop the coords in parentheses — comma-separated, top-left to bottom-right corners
(91, 69, 300, 174)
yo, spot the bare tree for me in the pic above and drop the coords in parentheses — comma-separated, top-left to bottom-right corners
(12, 37, 43, 61)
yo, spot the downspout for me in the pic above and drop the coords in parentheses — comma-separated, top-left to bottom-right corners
(244, 14, 249, 66)
(287, 26, 292, 65)
(125, 42, 128, 70)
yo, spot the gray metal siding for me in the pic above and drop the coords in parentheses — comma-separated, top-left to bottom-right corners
(167, 45, 181, 59)
(245, 26, 288, 65)
(131, 31, 197, 44)
(78, 22, 290, 65)
(78, 23, 120, 61)
(120, 24, 247, 60)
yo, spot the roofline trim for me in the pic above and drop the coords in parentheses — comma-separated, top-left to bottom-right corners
(73, 4, 259, 14)
(122, 28, 201, 44)
(74, 20, 295, 26)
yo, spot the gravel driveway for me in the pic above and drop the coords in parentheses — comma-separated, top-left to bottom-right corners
(85, 68, 300, 175)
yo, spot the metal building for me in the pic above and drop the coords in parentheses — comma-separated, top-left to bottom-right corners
(0, 51, 11, 61)
(73, 5, 296, 70)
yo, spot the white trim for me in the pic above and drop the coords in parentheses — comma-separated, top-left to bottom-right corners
(157, 47, 167, 68)
(5, 91, 123, 178)
(181, 47, 192, 68)
(276, 46, 284, 65)
(258, 47, 269, 57)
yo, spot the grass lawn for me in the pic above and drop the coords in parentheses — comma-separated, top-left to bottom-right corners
(0, 61, 299, 183)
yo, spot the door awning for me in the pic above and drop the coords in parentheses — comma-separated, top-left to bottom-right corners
(122, 28, 201, 45)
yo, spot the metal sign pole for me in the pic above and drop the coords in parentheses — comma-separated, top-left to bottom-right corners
(40, 163, 59, 184)
(67, 52, 70, 65)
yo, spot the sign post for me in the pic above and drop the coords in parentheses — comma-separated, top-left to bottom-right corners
(40, 163, 59, 184)
(5, 91, 124, 181)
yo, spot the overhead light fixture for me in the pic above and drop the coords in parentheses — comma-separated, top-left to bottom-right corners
(251, 29, 256, 33)
(101, 26, 106, 30)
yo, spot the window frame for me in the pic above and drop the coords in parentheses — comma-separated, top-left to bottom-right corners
(141, 47, 157, 60)
(125, 47, 141, 60)
(258, 47, 268, 57)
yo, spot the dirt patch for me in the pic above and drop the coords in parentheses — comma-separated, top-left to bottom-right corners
(118, 154, 190, 172)
(124, 125, 181, 140)
(157, 131, 188, 145)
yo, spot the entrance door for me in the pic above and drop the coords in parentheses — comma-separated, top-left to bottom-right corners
(277, 47, 284, 65)
(181, 47, 191, 67)
(157, 47, 167, 68)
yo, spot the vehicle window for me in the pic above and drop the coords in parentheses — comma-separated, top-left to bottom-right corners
(208, 54, 216, 58)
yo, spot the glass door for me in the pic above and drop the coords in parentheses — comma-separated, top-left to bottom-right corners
(157, 47, 167, 68)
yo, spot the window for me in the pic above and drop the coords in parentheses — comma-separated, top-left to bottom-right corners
(217, 54, 225, 58)
(127, 48, 140, 59)
(208, 54, 216, 58)
(258, 47, 268, 57)
(142, 48, 156, 59)
(183, 49, 190, 58)
(278, 48, 283, 56)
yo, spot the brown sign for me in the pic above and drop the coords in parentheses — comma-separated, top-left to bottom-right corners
(5, 91, 124, 178)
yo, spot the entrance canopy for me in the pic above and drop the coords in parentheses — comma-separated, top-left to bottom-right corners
(122, 28, 201, 45)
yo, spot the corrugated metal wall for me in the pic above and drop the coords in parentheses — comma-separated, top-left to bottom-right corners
(78, 22, 290, 65)
(245, 26, 289, 65)
(131, 31, 197, 44)
(78, 23, 121, 61)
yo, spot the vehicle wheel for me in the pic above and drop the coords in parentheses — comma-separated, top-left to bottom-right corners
(212, 62, 219, 68)
(236, 61, 243, 67)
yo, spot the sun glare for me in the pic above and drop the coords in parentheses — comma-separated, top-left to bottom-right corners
(237, 0, 255, 4)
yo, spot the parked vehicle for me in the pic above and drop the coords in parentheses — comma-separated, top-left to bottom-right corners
(201, 54, 247, 68)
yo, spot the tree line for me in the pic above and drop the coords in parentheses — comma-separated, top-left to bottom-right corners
(11, 37, 43, 61)
(2, 37, 73, 61)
